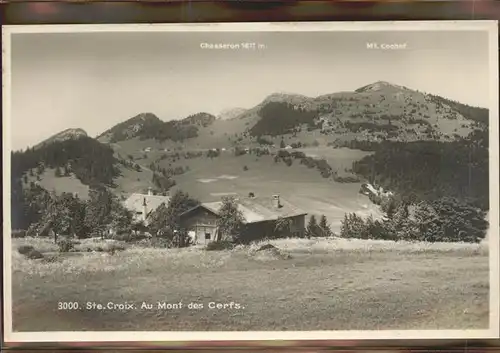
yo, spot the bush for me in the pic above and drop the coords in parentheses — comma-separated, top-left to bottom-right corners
(333, 175, 361, 183)
(26, 249, 44, 260)
(58, 239, 75, 253)
(106, 243, 126, 254)
(291, 151, 306, 159)
(12, 230, 27, 238)
(243, 165, 249, 171)
(146, 237, 172, 248)
(206, 240, 234, 251)
(17, 245, 35, 255)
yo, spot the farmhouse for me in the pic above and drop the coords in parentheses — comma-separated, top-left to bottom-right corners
(123, 188, 170, 225)
(179, 194, 307, 245)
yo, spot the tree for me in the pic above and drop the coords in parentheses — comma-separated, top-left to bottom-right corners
(274, 217, 293, 237)
(216, 196, 245, 242)
(148, 202, 170, 237)
(109, 200, 133, 236)
(318, 215, 332, 237)
(84, 187, 114, 238)
(59, 192, 87, 238)
(33, 193, 75, 243)
(165, 190, 200, 231)
(306, 215, 320, 238)
(64, 164, 71, 176)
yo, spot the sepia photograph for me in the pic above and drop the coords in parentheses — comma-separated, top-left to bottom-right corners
(2, 21, 499, 342)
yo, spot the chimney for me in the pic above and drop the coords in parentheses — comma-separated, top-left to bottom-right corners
(142, 197, 147, 222)
(272, 194, 281, 209)
(147, 187, 153, 196)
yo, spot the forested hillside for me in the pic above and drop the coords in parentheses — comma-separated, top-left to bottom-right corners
(11, 136, 120, 229)
(98, 112, 217, 143)
(427, 94, 489, 125)
(250, 101, 318, 136)
(352, 129, 489, 210)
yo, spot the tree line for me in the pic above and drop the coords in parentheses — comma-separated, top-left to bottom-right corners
(11, 137, 120, 230)
(352, 128, 488, 210)
(342, 128, 489, 243)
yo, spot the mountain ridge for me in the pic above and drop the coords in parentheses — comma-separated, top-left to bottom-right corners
(31, 80, 488, 151)
(33, 128, 88, 150)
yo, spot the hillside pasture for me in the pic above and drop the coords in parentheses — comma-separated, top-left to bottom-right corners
(161, 151, 380, 231)
(26, 168, 90, 200)
(10, 237, 489, 332)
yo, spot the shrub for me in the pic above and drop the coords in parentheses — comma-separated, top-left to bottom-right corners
(243, 165, 249, 171)
(291, 151, 306, 159)
(257, 136, 273, 145)
(234, 147, 247, 156)
(206, 240, 234, 251)
(106, 243, 126, 254)
(58, 239, 75, 253)
(12, 230, 27, 238)
(277, 150, 290, 158)
(26, 249, 44, 260)
(172, 231, 193, 248)
(142, 237, 171, 248)
(17, 245, 35, 255)
(333, 175, 361, 183)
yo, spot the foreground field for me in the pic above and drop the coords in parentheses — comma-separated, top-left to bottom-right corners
(11, 237, 489, 332)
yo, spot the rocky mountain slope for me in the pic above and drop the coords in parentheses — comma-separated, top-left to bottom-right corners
(17, 80, 488, 200)
(34, 128, 88, 149)
(217, 107, 247, 121)
(246, 81, 487, 143)
(97, 112, 217, 144)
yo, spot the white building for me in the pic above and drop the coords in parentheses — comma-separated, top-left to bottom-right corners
(123, 188, 171, 225)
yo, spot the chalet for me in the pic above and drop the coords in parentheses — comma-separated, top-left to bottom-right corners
(179, 194, 307, 245)
(123, 188, 170, 225)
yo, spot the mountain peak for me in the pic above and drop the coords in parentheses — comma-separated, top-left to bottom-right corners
(34, 128, 88, 149)
(135, 112, 161, 122)
(262, 92, 311, 105)
(218, 107, 247, 121)
(355, 81, 408, 93)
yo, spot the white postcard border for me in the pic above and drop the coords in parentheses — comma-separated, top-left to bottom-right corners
(2, 20, 499, 343)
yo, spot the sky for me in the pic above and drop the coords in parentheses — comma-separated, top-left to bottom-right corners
(9, 29, 491, 151)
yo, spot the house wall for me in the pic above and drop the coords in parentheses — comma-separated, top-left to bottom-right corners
(181, 208, 219, 245)
(181, 210, 306, 245)
(241, 215, 306, 243)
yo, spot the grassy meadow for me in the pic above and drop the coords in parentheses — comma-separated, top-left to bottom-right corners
(11, 236, 489, 332)
(155, 147, 379, 232)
